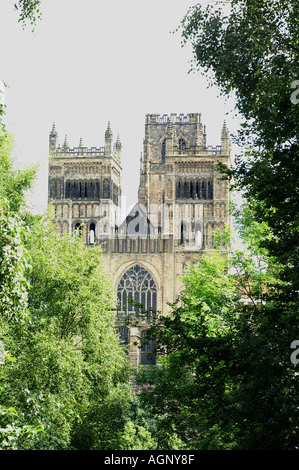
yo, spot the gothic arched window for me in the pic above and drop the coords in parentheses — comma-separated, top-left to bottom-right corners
(196, 180, 200, 199)
(178, 138, 186, 153)
(161, 140, 166, 162)
(190, 181, 194, 199)
(65, 180, 72, 198)
(208, 180, 213, 199)
(141, 330, 156, 365)
(117, 265, 157, 318)
(176, 180, 181, 199)
(202, 180, 206, 199)
(89, 181, 94, 199)
(195, 221, 202, 247)
(89, 222, 95, 244)
(167, 179, 173, 198)
(74, 222, 83, 237)
(180, 221, 189, 245)
(184, 181, 188, 199)
(103, 178, 110, 199)
(95, 181, 100, 200)
(50, 179, 57, 199)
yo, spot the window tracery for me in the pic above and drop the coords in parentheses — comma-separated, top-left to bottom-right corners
(117, 265, 157, 318)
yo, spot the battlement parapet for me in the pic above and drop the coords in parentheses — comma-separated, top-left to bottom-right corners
(146, 113, 201, 125)
(55, 146, 106, 158)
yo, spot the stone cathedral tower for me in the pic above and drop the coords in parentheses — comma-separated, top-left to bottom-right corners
(48, 113, 231, 366)
(48, 122, 122, 244)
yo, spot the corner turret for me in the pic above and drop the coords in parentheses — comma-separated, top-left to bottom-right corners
(221, 120, 231, 153)
(49, 123, 58, 151)
(63, 134, 69, 151)
(105, 121, 113, 157)
(114, 134, 122, 163)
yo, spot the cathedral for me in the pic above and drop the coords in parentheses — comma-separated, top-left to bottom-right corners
(48, 113, 231, 366)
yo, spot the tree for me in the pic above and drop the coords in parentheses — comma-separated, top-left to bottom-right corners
(0, 198, 30, 323)
(179, 0, 299, 288)
(0, 196, 48, 449)
(0, 129, 37, 219)
(0, 125, 140, 450)
(0, 198, 44, 450)
(168, 3, 299, 448)
(136, 210, 298, 449)
(0, 112, 51, 448)
(180, 0, 299, 146)
(2, 216, 134, 449)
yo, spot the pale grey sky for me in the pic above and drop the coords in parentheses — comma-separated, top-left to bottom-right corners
(0, 0, 240, 214)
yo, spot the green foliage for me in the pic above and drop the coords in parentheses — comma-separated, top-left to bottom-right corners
(14, 0, 42, 29)
(0, 211, 137, 449)
(0, 198, 30, 322)
(0, 404, 45, 450)
(136, 211, 299, 449)
(119, 420, 157, 450)
(0, 202, 45, 449)
(0, 130, 37, 218)
(0, 126, 47, 449)
(3, 216, 133, 449)
(27, 217, 115, 344)
(180, 0, 299, 147)
(170, 3, 299, 448)
(180, 0, 299, 289)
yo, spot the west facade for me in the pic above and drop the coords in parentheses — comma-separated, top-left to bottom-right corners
(48, 113, 231, 366)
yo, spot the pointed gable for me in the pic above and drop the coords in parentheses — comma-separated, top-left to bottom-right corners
(118, 203, 156, 238)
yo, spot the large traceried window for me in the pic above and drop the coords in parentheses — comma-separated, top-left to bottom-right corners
(117, 265, 157, 318)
